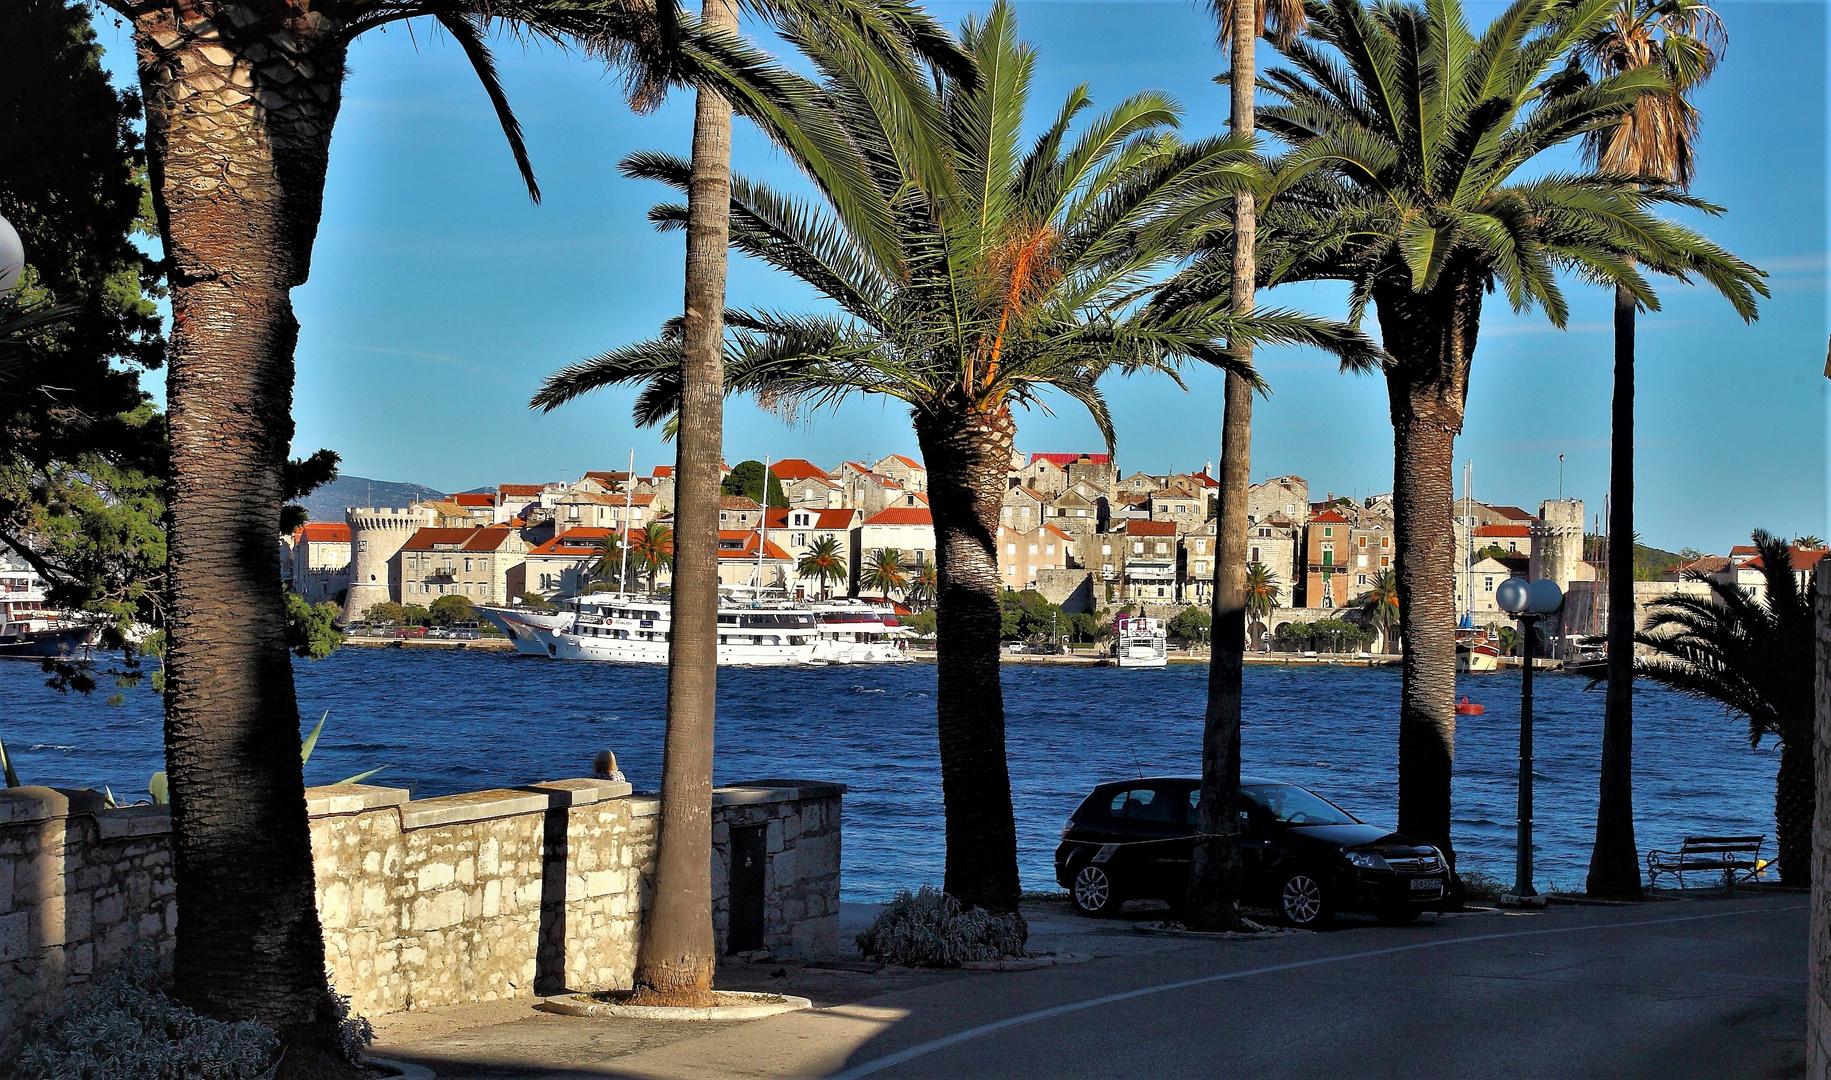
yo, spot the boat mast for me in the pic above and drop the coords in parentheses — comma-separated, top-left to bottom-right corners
(755, 456, 770, 600)
(618, 447, 635, 596)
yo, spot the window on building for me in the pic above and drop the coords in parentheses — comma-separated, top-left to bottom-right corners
(1357, 554, 1368, 568)
(464, 558, 472, 572)
(1157, 586, 1166, 597)
(793, 532, 807, 546)
(1250, 546, 1260, 563)
(1102, 543, 1112, 555)
(1007, 543, 1017, 554)
(1358, 574, 1368, 585)
(1028, 543, 1038, 555)
(568, 506, 580, 519)
(1156, 542, 1168, 554)
(1381, 555, 1390, 567)
(1004, 565, 1014, 577)
(1382, 536, 1390, 548)
(1133, 542, 1144, 554)
(1484, 576, 1495, 592)
(1508, 541, 1518, 552)
(1323, 549, 1333, 566)
(1324, 527, 1333, 537)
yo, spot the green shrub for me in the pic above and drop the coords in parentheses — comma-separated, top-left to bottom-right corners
(856, 886, 1027, 967)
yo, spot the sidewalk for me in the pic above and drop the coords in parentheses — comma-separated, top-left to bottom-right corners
(370, 892, 1806, 1079)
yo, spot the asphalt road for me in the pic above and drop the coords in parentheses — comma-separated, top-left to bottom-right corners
(374, 893, 1806, 1080)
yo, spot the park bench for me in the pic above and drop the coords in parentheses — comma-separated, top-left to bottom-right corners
(1645, 835, 1769, 891)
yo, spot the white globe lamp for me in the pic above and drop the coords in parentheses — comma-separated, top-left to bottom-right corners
(0, 215, 23, 294)
(1494, 577, 1530, 616)
(1527, 578, 1564, 615)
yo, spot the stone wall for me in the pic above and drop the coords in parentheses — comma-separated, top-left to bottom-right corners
(0, 777, 842, 1053)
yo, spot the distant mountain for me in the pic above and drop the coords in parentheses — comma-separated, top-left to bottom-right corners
(296, 475, 444, 524)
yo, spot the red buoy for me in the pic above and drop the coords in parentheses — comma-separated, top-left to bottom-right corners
(1455, 696, 1484, 716)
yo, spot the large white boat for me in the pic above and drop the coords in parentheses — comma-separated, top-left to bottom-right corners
(808, 599, 910, 664)
(1111, 613, 1167, 668)
(0, 558, 94, 659)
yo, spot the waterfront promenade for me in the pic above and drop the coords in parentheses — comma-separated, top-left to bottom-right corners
(372, 891, 1804, 1078)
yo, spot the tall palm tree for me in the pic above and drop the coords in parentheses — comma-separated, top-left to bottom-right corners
(1572, 0, 1727, 899)
(1357, 568, 1400, 653)
(635, 0, 970, 1007)
(1159, 0, 1764, 878)
(907, 561, 939, 612)
(796, 534, 847, 598)
(1186, 0, 1308, 934)
(1244, 561, 1281, 618)
(590, 532, 626, 592)
(864, 547, 909, 599)
(1635, 530, 1816, 885)
(630, 520, 675, 592)
(533, 0, 1374, 911)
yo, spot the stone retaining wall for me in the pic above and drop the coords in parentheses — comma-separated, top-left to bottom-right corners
(0, 777, 842, 1052)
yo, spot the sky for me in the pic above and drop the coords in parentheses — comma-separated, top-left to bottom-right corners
(86, 0, 1828, 553)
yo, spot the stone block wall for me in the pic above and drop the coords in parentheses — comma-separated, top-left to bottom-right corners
(0, 777, 842, 1053)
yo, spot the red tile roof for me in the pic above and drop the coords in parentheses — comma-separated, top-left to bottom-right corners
(651, 465, 674, 478)
(1030, 453, 1110, 467)
(1475, 524, 1531, 538)
(583, 470, 629, 485)
(718, 530, 792, 561)
(401, 527, 517, 552)
(1308, 510, 1350, 525)
(844, 462, 903, 488)
(765, 507, 858, 530)
(719, 495, 762, 511)
(862, 507, 933, 527)
(1489, 505, 1534, 522)
(448, 493, 497, 507)
(529, 528, 614, 557)
(769, 458, 832, 481)
(293, 522, 351, 544)
(1124, 519, 1178, 537)
(499, 484, 545, 498)
(1042, 524, 1075, 542)
(884, 454, 924, 471)
(1010, 486, 1049, 502)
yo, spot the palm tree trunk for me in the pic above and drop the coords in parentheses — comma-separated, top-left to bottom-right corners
(1587, 284, 1643, 896)
(134, 8, 354, 1071)
(1375, 267, 1482, 881)
(1187, 0, 1256, 932)
(632, 0, 734, 1007)
(1777, 732, 1813, 886)
(916, 403, 1022, 914)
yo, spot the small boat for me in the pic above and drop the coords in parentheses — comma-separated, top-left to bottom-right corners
(1455, 696, 1485, 715)
(0, 561, 94, 659)
(1111, 613, 1167, 668)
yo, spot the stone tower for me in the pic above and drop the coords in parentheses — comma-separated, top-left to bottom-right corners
(343, 506, 433, 621)
(1530, 499, 1585, 591)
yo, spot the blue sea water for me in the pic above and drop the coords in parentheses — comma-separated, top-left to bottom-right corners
(0, 650, 1778, 899)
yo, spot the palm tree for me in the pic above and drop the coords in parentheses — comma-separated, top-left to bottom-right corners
(1160, 0, 1764, 877)
(590, 532, 626, 592)
(1795, 535, 1824, 550)
(1571, 0, 1727, 899)
(629, 521, 675, 592)
(1244, 561, 1281, 618)
(533, 1, 1375, 911)
(1186, 0, 1308, 932)
(1635, 530, 1816, 885)
(1356, 569, 1400, 653)
(864, 547, 909, 599)
(907, 561, 940, 612)
(796, 534, 847, 599)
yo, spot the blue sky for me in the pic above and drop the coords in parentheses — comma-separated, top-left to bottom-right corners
(89, 0, 1826, 552)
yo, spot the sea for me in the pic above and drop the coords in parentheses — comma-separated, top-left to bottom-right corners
(0, 649, 1778, 899)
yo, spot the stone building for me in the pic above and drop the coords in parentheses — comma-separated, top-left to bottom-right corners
(857, 506, 936, 590)
(284, 521, 351, 605)
(998, 524, 1072, 590)
(717, 495, 764, 531)
(1299, 508, 1353, 609)
(1011, 455, 1067, 497)
(766, 507, 862, 598)
(554, 490, 658, 536)
(1147, 490, 1204, 534)
(1247, 475, 1309, 526)
(521, 528, 611, 597)
(397, 526, 529, 607)
(1000, 486, 1050, 532)
(1059, 453, 1116, 495)
(1119, 519, 1179, 602)
(1530, 499, 1586, 591)
(838, 461, 906, 517)
(872, 454, 927, 494)
(343, 505, 436, 620)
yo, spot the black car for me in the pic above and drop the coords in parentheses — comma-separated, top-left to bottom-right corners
(1054, 775, 1448, 927)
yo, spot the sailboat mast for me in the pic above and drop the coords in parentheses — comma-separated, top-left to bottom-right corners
(618, 447, 635, 595)
(756, 456, 770, 597)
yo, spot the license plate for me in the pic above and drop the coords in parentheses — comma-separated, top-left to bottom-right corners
(1410, 877, 1442, 891)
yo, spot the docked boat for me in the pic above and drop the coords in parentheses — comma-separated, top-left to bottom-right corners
(1455, 634, 1501, 673)
(809, 599, 910, 664)
(0, 560, 94, 659)
(1111, 613, 1167, 668)
(549, 595, 819, 666)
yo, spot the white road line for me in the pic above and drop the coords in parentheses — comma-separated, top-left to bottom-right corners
(822, 902, 1807, 1079)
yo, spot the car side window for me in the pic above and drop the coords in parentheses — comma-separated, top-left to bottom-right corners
(1188, 788, 1253, 826)
(1110, 787, 1178, 823)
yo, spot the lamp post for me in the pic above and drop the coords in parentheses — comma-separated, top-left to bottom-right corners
(1495, 576, 1564, 898)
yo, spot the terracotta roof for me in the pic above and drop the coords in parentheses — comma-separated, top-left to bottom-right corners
(294, 522, 351, 544)
(1489, 505, 1534, 521)
(1309, 510, 1351, 524)
(844, 462, 903, 488)
(651, 465, 674, 478)
(862, 507, 934, 527)
(1124, 519, 1178, 537)
(1030, 453, 1110, 467)
(1474, 524, 1531, 538)
(719, 495, 762, 511)
(787, 475, 841, 489)
(559, 491, 652, 507)
(1042, 524, 1075, 542)
(1009, 486, 1049, 502)
(765, 507, 858, 530)
(529, 528, 614, 557)
(1670, 555, 1730, 575)
(401, 526, 517, 553)
(769, 458, 832, 481)
(717, 530, 792, 561)
(499, 484, 545, 498)
(884, 454, 925, 471)
(448, 493, 497, 507)
(1747, 548, 1830, 572)
(1117, 492, 1152, 508)
(582, 470, 629, 484)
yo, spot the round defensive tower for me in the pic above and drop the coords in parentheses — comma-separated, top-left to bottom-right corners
(1530, 498, 1585, 590)
(343, 506, 432, 621)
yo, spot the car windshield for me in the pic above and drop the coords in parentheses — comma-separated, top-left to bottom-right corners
(1243, 784, 1359, 827)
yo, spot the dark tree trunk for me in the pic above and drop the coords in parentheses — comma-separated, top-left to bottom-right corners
(1778, 733, 1813, 887)
(133, 5, 354, 1069)
(916, 403, 1022, 914)
(632, 0, 736, 1007)
(1587, 284, 1643, 896)
(1374, 263, 1483, 879)
(1186, 0, 1255, 932)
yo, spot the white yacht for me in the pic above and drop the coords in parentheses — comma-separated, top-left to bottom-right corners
(808, 599, 911, 664)
(0, 557, 94, 659)
(548, 595, 819, 666)
(1111, 613, 1167, 668)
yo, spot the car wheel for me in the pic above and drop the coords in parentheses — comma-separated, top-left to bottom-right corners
(1071, 863, 1120, 917)
(1376, 905, 1420, 925)
(1277, 870, 1332, 927)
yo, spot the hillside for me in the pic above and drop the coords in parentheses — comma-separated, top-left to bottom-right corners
(297, 475, 443, 524)
(1583, 534, 1684, 581)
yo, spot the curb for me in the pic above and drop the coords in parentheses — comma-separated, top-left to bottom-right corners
(366, 1057, 437, 1079)
(537, 990, 813, 1022)
(1129, 921, 1303, 940)
(958, 951, 1093, 971)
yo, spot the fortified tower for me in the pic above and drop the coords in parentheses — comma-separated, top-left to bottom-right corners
(1530, 499, 1585, 591)
(343, 505, 433, 621)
